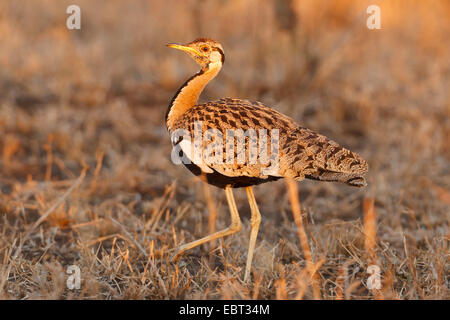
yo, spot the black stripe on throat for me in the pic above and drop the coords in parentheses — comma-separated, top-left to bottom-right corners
(165, 69, 205, 123)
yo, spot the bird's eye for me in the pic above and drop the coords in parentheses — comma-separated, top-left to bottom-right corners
(201, 46, 209, 52)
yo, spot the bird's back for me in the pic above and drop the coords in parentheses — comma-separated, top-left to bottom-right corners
(171, 98, 368, 187)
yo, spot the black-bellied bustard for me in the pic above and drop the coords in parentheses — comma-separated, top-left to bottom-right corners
(166, 38, 368, 282)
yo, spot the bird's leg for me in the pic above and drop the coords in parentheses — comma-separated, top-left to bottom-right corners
(244, 186, 261, 282)
(170, 185, 242, 262)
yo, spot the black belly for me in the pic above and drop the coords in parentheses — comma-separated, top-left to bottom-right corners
(184, 163, 281, 189)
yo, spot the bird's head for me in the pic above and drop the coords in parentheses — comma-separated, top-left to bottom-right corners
(167, 38, 225, 70)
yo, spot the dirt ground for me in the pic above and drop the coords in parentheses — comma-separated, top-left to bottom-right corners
(0, 0, 448, 299)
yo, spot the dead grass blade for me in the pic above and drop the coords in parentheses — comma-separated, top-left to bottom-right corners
(363, 198, 384, 299)
(285, 178, 321, 299)
(13, 168, 87, 259)
(110, 217, 148, 257)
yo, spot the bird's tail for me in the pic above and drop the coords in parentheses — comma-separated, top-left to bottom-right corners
(305, 169, 367, 187)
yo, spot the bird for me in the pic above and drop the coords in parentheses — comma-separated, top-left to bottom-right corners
(166, 38, 368, 282)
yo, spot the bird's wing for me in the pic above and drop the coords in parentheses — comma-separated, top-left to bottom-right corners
(171, 133, 214, 173)
(170, 98, 368, 183)
(170, 98, 292, 179)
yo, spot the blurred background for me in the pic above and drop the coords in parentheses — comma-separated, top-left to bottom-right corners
(0, 0, 448, 299)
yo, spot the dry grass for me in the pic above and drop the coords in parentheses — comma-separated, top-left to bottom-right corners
(0, 0, 448, 299)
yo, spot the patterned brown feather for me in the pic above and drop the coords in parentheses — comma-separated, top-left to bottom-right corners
(171, 98, 368, 188)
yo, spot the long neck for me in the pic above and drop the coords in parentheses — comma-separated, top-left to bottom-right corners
(166, 62, 222, 131)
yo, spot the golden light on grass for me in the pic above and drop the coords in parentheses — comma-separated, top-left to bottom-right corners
(286, 178, 321, 300)
(43, 135, 54, 181)
(363, 198, 376, 265)
(2, 134, 20, 165)
(363, 197, 384, 299)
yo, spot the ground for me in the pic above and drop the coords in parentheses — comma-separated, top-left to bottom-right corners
(0, 0, 448, 299)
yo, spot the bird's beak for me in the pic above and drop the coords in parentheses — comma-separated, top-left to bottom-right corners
(166, 43, 206, 57)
